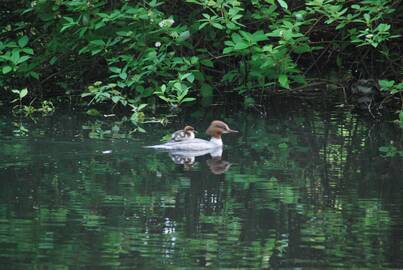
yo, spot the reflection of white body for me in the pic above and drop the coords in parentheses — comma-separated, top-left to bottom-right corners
(168, 148, 229, 174)
(169, 147, 223, 160)
(147, 138, 223, 151)
(146, 120, 237, 151)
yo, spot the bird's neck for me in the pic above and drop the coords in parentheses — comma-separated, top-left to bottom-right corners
(210, 136, 223, 146)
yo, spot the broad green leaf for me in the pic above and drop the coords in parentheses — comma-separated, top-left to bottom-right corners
(223, 47, 234, 54)
(212, 22, 224, 29)
(234, 42, 250, 50)
(231, 33, 243, 43)
(251, 31, 268, 43)
(379, 80, 395, 91)
(22, 48, 34, 55)
(30, 71, 39, 79)
(17, 55, 30, 64)
(278, 142, 288, 149)
(278, 74, 289, 88)
(20, 88, 28, 99)
(119, 72, 127, 80)
(112, 96, 120, 103)
(18, 36, 29, 48)
(90, 40, 105, 46)
(181, 73, 194, 83)
(200, 59, 214, 68)
(2, 66, 12, 74)
(11, 49, 20, 65)
(178, 31, 190, 41)
(277, 0, 288, 10)
(109, 67, 121, 73)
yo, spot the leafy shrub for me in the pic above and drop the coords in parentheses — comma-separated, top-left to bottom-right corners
(0, 0, 402, 121)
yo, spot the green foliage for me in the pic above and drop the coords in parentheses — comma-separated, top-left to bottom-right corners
(154, 73, 196, 106)
(379, 79, 403, 95)
(0, 0, 402, 122)
(307, 0, 399, 48)
(379, 79, 403, 127)
(379, 144, 403, 157)
(0, 36, 35, 77)
(10, 87, 54, 116)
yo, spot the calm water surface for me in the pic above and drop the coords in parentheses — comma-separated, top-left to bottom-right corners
(0, 104, 402, 269)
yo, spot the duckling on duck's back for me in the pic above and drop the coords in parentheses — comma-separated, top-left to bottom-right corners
(171, 125, 196, 141)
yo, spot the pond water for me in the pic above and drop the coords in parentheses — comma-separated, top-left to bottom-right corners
(0, 103, 402, 269)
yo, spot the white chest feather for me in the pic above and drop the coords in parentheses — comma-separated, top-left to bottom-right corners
(209, 137, 223, 146)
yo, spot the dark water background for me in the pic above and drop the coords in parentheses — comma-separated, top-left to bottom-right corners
(0, 102, 402, 269)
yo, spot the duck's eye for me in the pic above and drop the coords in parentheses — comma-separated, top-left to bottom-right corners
(218, 125, 227, 130)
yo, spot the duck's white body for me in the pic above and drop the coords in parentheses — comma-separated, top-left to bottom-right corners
(146, 120, 237, 154)
(146, 137, 223, 151)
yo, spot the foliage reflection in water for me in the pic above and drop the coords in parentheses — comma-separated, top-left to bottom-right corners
(0, 106, 402, 269)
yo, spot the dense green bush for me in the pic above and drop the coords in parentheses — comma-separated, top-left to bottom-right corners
(0, 0, 402, 122)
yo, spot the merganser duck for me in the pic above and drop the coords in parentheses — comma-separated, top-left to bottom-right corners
(146, 120, 238, 151)
(171, 125, 196, 141)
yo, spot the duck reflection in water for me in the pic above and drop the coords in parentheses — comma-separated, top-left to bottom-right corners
(168, 147, 231, 174)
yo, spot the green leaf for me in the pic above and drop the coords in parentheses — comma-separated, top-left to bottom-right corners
(112, 96, 120, 103)
(119, 72, 128, 80)
(212, 22, 224, 30)
(178, 30, 190, 41)
(278, 74, 289, 89)
(30, 71, 39, 79)
(251, 31, 268, 43)
(181, 73, 195, 83)
(278, 142, 288, 149)
(86, 108, 101, 116)
(2, 66, 12, 74)
(17, 55, 30, 64)
(22, 48, 34, 55)
(202, 13, 210, 19)
(11, 49, 20, 65)
(234, 42, 250, 50)
(379, 80, 395, 91)
(137, 103, 147, 110)
(200, 59, 214, 68)
(277, 0, 288, 10)
(18, 36, 29, 48)
(136, 126, 146, 133)
(182, 97, 196, 103)
(50, 56, 57, 65)
(223, 47, 234, 54)
(90, 40, 105, 46)
(19, 88, 28, 99)
(109, 67, 121, 73)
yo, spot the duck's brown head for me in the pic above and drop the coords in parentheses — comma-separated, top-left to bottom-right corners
(206, 120, 238, 138)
